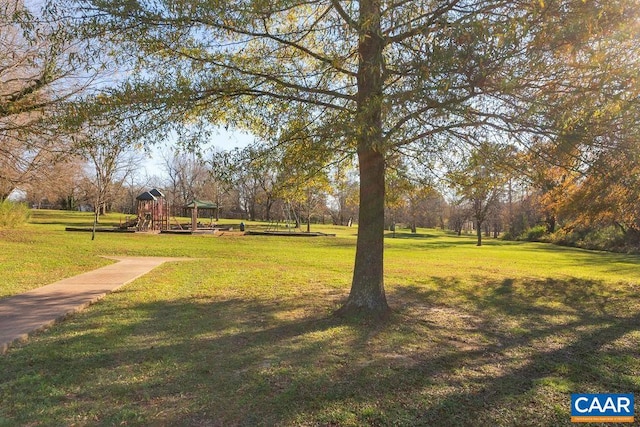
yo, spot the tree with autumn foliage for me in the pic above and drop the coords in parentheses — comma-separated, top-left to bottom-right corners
(518, 140, 582, 234)
(548, 112, 640, 248)
(51, 0, 640, 317)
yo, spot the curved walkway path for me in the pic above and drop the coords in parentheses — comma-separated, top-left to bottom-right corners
(0, 256, 191, 354)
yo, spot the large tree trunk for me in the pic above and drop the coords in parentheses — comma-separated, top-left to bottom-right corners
(337, 0, 390, 318)
(337, 147, 389, 317)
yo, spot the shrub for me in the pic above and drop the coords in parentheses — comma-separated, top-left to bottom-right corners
(518, 225, 548, 242)
(549, 226, 637, 253)
(578, 226, 626, 251)
(0, 200, 31, 229)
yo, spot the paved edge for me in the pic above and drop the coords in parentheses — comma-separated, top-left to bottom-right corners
(0, 256, 193, 355)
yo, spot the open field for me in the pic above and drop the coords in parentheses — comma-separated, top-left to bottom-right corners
(1, 210, 639, 425)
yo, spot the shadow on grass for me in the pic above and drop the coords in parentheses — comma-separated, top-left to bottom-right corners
(384, 231, 441, 240)
(1, 276, 639, 426)
(392, 280, 640, 424)
(29, 210, 133, 229)
(384, 231, 527, 251)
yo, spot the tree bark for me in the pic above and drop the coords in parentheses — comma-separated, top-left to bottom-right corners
(545, 214, 556, 234)
(337, 146, 389, 316)
(337, 0, 390, 318)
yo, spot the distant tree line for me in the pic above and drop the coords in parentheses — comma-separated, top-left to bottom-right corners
(14, 131, 640, 255)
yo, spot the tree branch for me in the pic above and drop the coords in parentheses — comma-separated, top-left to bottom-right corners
(330, 0, 359, 31)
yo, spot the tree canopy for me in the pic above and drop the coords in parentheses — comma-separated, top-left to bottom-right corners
(0, 1, 104, 199)
(47, 0, 640, 317)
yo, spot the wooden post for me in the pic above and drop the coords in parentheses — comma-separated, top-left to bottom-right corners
(191, 203, 198, 232)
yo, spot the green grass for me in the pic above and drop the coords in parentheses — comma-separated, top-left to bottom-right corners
(1, 210, 639, 426)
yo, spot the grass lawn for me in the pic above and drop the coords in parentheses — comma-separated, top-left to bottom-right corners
(1, 210, 639, 426)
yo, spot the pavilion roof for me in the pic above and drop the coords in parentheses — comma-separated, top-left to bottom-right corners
(185, 200, 218, 209)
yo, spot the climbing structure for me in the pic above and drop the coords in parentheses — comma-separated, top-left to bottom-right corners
(135, 189, 169, 231)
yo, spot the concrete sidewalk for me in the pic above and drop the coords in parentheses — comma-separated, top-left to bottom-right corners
(0, 256, 190, 354)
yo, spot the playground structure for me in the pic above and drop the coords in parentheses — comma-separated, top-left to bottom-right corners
(67, 191, 230, 234)
(137, 193, 222, 233)
(135, 189, 169, 231)
(65, 191, 332, 236)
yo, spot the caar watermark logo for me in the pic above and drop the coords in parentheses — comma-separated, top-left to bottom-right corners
(571, 393, 634, 423)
